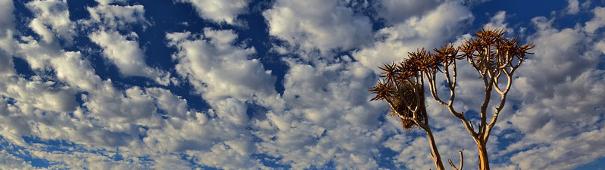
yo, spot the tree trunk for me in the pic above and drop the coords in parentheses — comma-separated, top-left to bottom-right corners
(477, 142, 490, 170)
(425, 128, 445, 170)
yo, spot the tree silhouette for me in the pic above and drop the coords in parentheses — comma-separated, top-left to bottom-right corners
(370, 29, 533, 170)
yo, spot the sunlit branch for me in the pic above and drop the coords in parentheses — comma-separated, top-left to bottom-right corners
(369, 28, 533, 170)
(448, 150, 464, 170)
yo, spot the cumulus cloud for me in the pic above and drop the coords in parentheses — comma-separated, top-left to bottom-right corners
(0, 0, 14, 76)
(585, 7, 605, 34)
(264, 0, 373, 55)
(376, 0, 439, 24)
(354, 2, 473, 71)
(0, 78, 78, 113)
(89, 30, 166, 82)
(163, 28, 291, 168)
(0, 150, 34, 169)
(50, 51, 103, 91)
(483, 11, 509, 31)
(251, 58, 388, 169)
(0, 50, 13, 76)
(566, 0, 580, 14)
(486, 10, 605, 169)
(141, 108, 264, 168)
(85, 2, 170, 84)
(167, 28, 277, 103)
(0, 0, 14, 36)
(85, 3, 148, 30)
(95, 0, 128, 5)
(2, 0, 605, 169)
(26, 0, 76, 43)
(177, 0, 250, 24)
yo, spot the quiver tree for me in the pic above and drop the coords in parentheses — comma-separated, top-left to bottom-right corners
(370, 29, 533, 170)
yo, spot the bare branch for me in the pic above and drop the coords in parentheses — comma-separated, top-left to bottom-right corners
(484, 60, 517, 141)
(443, 58, 478, 138)
(444, 60, 461, 116)
(448, 150, 464, 170)
(493, 70, 506, 95)
(369, 28, 533, 170)
(427, 71, 447, 105)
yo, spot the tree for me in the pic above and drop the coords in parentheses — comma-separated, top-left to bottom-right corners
(369, 29, 533, 170)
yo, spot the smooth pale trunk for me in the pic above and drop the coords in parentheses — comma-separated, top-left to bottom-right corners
(425, 128, 445, 170)
(476, 141, 490, 170)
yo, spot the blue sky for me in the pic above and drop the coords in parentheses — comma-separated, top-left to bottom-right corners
(0, 0, 604, 169)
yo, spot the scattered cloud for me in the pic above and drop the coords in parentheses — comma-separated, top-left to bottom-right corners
(354, 1, 473, 71)
(0, 0, 604, 169)
(484, 11, 509, 31)
(585, 7, 605, 34)
(85, 3, 148, 30)
(264, 0, 373, 55)
(493, 13, 605, 169)
(177, 0, 250, 24)
(89, 30, 165, 81)
(167, 28, 277, 104)
(375, 0, 439, 24)
(566, 0, 581, 14)
(26, 0, 76, 43)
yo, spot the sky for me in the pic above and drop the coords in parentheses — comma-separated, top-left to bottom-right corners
(0, 0, 604, 169)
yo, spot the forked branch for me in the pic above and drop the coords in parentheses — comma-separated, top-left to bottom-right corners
(448, 150, 464, 170)
(369, 28, 533, 170)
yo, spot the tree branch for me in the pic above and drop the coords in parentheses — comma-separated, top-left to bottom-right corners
(427, 71, 447, 105)
(483, 63, 515, 141)
(479, 58, 496, 135)
(448, 150, 464, 170)
(443, 60, 478, 138)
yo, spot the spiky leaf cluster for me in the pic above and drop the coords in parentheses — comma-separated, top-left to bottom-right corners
(370, 48, 456, 129)
(370, 29, 533, 130)
(460, 29, 534, 75)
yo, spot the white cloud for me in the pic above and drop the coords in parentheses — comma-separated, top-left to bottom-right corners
(0, 0, 14, 36)
(486, 12, 605, 169)
(50, 51, 103, 91)
(34, 150, 153, 169)
(596, 39, 605, 54)
(86, 4, 148, 30)
(483, 11, 509, 30)
(167, 28, 277, 103)
(0, 150, 34, 169)
(89, 30, 168, 83)
(3, 0, 605, 169)
(264, 0, 373, 54)
(251, 59, 388, 169)
(85, 3, 171, 84)
(509, 123, 605, 169)
(0, 43, 14, 76)
(145, 88, 190, 119)
(95, 0, 128, 5)
(26, 0, 76, 43)
(281, 60, 382, 128)
(566, 0, 580, 14)
(14, 36, 62, 70)
(585, 7, 605, 34)
(354, 2, 473, 71)
(162, 28, 295, 169)
(87, 30, 146, 76)
(139, 109, 264, 168)
(187, 143, 261, 169)
(376, 0, 439, 24)
(177, 0, 249, 24)
(0, 77, 78, 113)
(152, 155, 191, 170)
